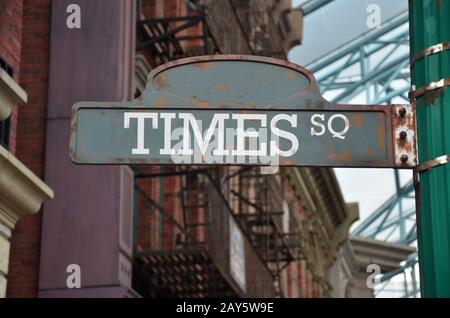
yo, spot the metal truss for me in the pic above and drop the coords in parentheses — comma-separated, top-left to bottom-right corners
(301, 0, 334, 16)
(353, 174, 416, 245)
(304, 8, 418, 297)
(309, 12, 410, 105)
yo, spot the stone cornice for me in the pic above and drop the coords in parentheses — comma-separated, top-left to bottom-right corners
(0, 68, 27, 120)
(286, 167, 360, 267)
(330, 202, 360, 250)
(0, 146, 54, 227)
(350, 236, 416, 272)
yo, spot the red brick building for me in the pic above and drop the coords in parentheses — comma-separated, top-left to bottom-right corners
(0, 0, 53, 298)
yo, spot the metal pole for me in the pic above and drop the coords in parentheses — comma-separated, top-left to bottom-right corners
(409, 0, 450, 297)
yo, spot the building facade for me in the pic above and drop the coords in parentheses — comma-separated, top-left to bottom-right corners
(1, 0, 363, 298)
(0, 0, 54, 298)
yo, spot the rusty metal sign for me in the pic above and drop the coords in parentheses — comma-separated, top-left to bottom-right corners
(70, 55, 416, 168)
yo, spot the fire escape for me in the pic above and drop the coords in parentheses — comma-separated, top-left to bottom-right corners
(132, 167, 239, 298)
(131, 166, 305, 298)
(136, 6, 221, 63)
(224, 167, 304, 295)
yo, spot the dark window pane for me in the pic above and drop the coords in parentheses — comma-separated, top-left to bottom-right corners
(0, 118, 10, 149)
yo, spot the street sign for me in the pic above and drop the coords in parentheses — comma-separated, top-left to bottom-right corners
(70, 55, 416, 168)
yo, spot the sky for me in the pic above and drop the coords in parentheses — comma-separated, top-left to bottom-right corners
(288, 0, 412, 228)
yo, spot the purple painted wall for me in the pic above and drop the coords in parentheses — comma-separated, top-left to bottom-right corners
(39, 0, 136, 297)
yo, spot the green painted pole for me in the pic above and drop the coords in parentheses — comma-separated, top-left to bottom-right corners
(409, 0, 450, 297)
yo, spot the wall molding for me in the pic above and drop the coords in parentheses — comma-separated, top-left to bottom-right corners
(0, 145, 53, 228)
(0, 68, 27, 120)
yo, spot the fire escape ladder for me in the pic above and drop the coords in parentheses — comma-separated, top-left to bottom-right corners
(225, 167, 301, 295)
(179, 172, 210, 246)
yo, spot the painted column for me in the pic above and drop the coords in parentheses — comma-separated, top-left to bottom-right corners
(409, 0, 450, 297)
(39, 0, 136, 297)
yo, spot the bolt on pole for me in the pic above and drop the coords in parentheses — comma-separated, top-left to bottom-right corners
(409, 0, 450, 297)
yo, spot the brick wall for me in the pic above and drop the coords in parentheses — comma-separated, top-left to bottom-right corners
(135, 0, 197, 255)
(0, 0, 22, 77)
(7, 0, 52, 298)
(0, 0, 23, 154)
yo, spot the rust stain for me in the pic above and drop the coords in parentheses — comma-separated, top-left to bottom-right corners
(285, 70, 298, 80)
(377, 122, 386, 151)
(114, 114, 121, 126)
(196, 99, 209, 108)
(327, 151, 350, 162)
(397, 139, 413, 153)
(282, 159, 296, 165)
(154, 96, 168, 107)
(154, 74, 168, 88)
(242, 102, 258, 108)
(435, 0, 442, 9)
(424, 88, 444, 105)
(70, 119, 77, 134)
(353, 114, 364, 128)
(367, 149, 374, 157)
(127, 157, 151, 164)
(69, 148, 76, 159)
(217, 83, 229, 92)
(192, 62, 212, 70)
(248, 119, 261, 124)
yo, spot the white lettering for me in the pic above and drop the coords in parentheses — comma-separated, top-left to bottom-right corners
(231, 114, 267, 156)
(159, 113, 176, 155)
(310, 113, 326, 136)
(124, 112, 158, 154)
(178, 113, 229, 155)
(124, 112, 303, 162)
(328, 114, 350, 140)
(270, 114, 299, 157)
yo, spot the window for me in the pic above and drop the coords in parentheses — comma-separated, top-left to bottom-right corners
(0, 57, 14, 149)
(281, 9, 291, 33)
(0, 118, 10, 149)
(0, 57, 14, 77)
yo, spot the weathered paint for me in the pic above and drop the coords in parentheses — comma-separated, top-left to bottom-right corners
(69, 55, 415, 168)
